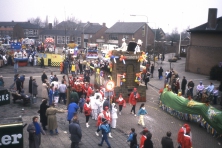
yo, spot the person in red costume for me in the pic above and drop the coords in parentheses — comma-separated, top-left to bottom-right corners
(116, 93, 125, 115)
(83, 98, 91, 128)
(177, 124, 190, 148)
(182, 126, 192, 148)
(129, 88, 140, 116)
(84, 83, 93, 97)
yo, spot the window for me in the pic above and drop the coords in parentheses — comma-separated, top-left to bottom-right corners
(66, 37, 69, 44)
(109, 34, 118, 40)
(77, 37, 81, 45)
(33, 30, 37, 35)
(39, 35, 42, 41)
(29, 30, 33, 35)
(123, 35, 129, 40)
(57, 36, 63, 44)
(142, 25, 145, 37)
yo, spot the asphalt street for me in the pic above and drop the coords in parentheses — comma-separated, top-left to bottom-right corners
(0, 53, 222, 148)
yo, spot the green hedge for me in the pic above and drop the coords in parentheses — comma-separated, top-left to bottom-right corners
(210, 65, 222, 81)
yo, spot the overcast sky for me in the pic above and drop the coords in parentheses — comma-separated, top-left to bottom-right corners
(0, 0, 222, 33)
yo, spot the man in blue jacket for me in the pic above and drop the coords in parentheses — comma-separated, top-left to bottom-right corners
(69, 113, 82, 148)
(98, 119, 111, 148)
(67, 102, 79, 124)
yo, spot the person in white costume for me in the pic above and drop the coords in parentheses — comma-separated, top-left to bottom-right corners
(111, 103, 118, 128)
(120, 38, 127, 51)
(134, 39, 142, 54)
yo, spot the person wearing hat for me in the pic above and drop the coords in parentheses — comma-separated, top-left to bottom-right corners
(120, 38, 127, 51)
(177, 124, 190, 148)
(129, 88, 140, 116)
(83, 98, 92, 128)
(181, 126, 192, 148)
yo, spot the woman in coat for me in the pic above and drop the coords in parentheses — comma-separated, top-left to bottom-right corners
(32, 79, 38, 97)
(158, 67, 163, 80)
(39, 99, 49, 130)
(42, 80, 48, 99)
(27, 116, 45, 148)
(29, 76, 33, 95)
(111, 103, 118, 128)
(45, 104, 67, 135)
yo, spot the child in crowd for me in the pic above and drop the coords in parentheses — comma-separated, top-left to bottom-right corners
(137, 103, 148, 128)
(116, 93, 125, 115)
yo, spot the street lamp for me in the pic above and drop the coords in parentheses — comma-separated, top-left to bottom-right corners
(130, 15, 148, 52)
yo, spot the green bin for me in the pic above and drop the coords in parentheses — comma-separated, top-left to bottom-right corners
(0, 87, 10, 106)
(0, 117, 23, 148)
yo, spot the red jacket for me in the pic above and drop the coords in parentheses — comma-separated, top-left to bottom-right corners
(86, 87, 93, 97)
(116, 97, 125, 105)
(140, 135, 147, 148)
(177, 127, 185, 144)
(102, 110, 111, 122)
(182, 134, 192, 148)
(129, 92, 140, 105)
(83, 103, 91, 116)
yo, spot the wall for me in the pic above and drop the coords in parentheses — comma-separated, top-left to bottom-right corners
(185, 32, 222, 75)
(89, 26, 108, 43)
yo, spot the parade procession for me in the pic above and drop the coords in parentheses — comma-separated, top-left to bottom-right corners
(1, 5, 222, 148)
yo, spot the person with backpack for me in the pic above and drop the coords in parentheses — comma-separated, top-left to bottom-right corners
(127, 128, 138, 148)
(98, 118, 111, 148)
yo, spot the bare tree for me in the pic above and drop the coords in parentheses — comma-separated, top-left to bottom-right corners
(27, 17, 43, 26)
(166, 28, 180, 46)
(181, 26, 190, 40)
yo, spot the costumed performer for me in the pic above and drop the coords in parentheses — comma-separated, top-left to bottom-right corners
(129, 88, 140, 116)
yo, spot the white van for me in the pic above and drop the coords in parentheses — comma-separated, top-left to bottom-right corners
(101, 44, 118, 57)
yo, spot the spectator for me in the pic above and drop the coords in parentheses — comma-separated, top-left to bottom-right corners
(150, 64, 154, 78)
(69, 113, 82, 148)
(140, 129, 148, 148)
(127, 128, 138, 148)
(20, 74, 25, 89)
(16, 76, 22, 94)
(27, 116, 45, 148)
(32, 78, 38, 98)
(41, 71, 48, 83)
(67, 102, 79, 124)
(58, 80, 67, 104)
(181, 76, 187, 96)
(158, 67, 163, 80)
(39, 99, 49, 130)
(187, 80, 195, 97)
(52, 74, 58, 82)
(14, 60, 18, 73)
(0, 75, 5, 87)
(161, 131, 174, 148)
(28, 76, 33, 95)
(144, 131, 153, 148)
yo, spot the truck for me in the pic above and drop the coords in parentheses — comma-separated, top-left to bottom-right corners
(101, 44, 118, 57)
(86, 43, 99, 59)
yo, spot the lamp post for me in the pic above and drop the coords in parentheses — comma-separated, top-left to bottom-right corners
(130, 15, 148, 52)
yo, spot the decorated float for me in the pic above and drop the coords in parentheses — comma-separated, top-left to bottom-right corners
(10, 42, 28, 66)
(67, 42, 78, 59)
(86, 43, 98, 59)
(44, 38, 55, 52)
(159, 86, 222, 137)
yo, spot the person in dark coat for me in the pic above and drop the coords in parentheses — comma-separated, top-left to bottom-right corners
(64, 60, 69, 75)
(32, 79, 38, 97)
(158, 67, 163, 80)
(187, 80, 195, 97)
(16, 77, 22, 94)
(144, 131, 153, 148)
(69, 113, 82, 148)
(161, 131, 174, 148)
(78, 60, 83, 74)
(29, 76, 33, 95)
(144, 72, 150, 89)
(127, 128, 138, 148)
(150, 64, 154, 78)
(41, 71, 48, 83)
(39, 99, 49, 130)
(181, 76, 187, 96)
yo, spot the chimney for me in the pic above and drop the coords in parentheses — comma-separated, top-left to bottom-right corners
(49, 23, 52, 29)
(207, 8, 217, 29)
(103, 23, 106, 27)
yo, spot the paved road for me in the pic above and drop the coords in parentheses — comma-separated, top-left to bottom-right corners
(0, 54, 222, 148)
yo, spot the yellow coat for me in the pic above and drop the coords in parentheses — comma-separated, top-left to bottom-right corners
(71, 64, 75, 71)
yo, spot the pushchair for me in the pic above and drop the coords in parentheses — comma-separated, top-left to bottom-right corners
(11, 90, 31, 105)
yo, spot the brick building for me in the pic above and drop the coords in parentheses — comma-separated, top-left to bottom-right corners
(0, 21, 22, 39)
(105, 22, 155, 51)
(186, 8, 222, 75)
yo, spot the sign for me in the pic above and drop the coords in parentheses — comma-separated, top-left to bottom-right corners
(96, 39, 105, 43)
(108, 40, 118, 44)
(0, 89, 10, 106)
(106, 81, 115, 91)
(0, 117, 23, 148)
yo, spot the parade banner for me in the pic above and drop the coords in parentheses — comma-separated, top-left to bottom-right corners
(160, 88, 222, 134)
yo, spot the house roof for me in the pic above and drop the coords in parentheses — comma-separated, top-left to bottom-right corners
(105, 22, 146, 34)
(16, 22, 40, 29)
(40, 29, 81, 36)
(84, 25, 103, 34)
(188, 16, 222, 32)
(0, 21, 26, 27)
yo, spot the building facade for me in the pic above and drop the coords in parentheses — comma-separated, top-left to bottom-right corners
(186, 8, 222, 75)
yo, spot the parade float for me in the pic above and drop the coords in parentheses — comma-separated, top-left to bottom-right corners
(21, 38, 35, 49)
(159, 87, 222, 137)
(44, 37, 55, 52)
(67, 42, 78, 59)
(95, 39, 147, 102)
(36, 52, 64, 67)
(10, 42, 28, 66)
(86, 43, 98, 59)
